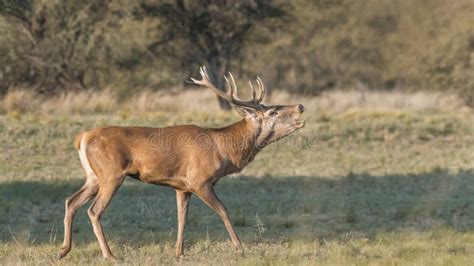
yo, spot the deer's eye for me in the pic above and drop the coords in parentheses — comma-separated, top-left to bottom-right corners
(269, 111, 279, 116)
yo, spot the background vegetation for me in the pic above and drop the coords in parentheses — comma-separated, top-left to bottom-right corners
(1, 0, 474, 106)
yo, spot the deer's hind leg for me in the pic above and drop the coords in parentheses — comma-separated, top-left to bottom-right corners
(59, 179, 98, 259)
(87, 175, 125, 261)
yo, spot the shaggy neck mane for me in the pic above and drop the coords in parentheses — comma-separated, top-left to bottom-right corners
(212, 118, 262, 171)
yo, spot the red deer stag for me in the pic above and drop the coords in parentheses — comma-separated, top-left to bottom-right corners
(59, 67, 305, 260)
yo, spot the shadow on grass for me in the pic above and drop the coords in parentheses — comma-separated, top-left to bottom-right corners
(0, 168, 473, 246)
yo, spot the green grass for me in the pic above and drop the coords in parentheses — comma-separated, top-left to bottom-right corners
(0, 109, 474, 265)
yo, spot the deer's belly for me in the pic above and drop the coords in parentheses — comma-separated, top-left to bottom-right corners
(129, 159, 190, 190)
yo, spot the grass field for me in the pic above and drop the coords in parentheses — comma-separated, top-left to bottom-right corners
(1, 92, 474, 265)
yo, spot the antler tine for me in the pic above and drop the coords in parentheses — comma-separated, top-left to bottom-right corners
(224, 75, 235, 99)
(226, 71, 263, 109)
(200, 66, 207, 79)
(190, 66, 231, 102)
(227, 72, 238, 100)
(248, 80, 257, 103)
(256, 76, 265, 103)
(190, 66, 208, 86)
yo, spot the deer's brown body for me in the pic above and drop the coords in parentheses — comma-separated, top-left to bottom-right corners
(59, 67, 305, 260)
(76, 119, 259, 190)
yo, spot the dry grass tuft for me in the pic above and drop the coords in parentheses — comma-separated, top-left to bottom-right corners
(40, 89, 118, 114)
(122, 89, 221, 114)
(2, 89, 42, 114)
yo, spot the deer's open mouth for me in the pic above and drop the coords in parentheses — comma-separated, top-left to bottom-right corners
(294, 104, 305, 128)
(294, 114, 305, 128)
(295, 119, 305, 128)
(292, 110, 305, 128)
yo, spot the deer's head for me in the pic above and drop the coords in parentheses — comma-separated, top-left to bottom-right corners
(191, 67, 305, 147)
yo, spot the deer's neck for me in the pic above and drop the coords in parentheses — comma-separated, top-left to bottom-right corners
(213, 118, 262, 172)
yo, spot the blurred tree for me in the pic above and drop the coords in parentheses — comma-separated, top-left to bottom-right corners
(140, 0, 289, 110)
(1, 0, 473, 106)
(0, 0, 34, 93)
(0, 0, 111, 92)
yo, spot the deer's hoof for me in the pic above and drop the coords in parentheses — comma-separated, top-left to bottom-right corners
(175, 254, 185, 262)
(58, 247, 71, 260)
(237, 248, 245, 257)
(103, 254, 119, 262)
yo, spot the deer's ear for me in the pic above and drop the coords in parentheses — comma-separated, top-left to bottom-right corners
(234, 106, 257, 118)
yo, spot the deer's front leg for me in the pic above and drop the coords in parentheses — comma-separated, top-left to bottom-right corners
(175, 190, 191, 257)
(195, 185, 244, 255)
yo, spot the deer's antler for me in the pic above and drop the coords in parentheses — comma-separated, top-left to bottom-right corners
(190, 66, 265, 110)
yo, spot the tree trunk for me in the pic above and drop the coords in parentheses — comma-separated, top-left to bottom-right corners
(207, 59, 232, 111)
(214, 75, 232, 111)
